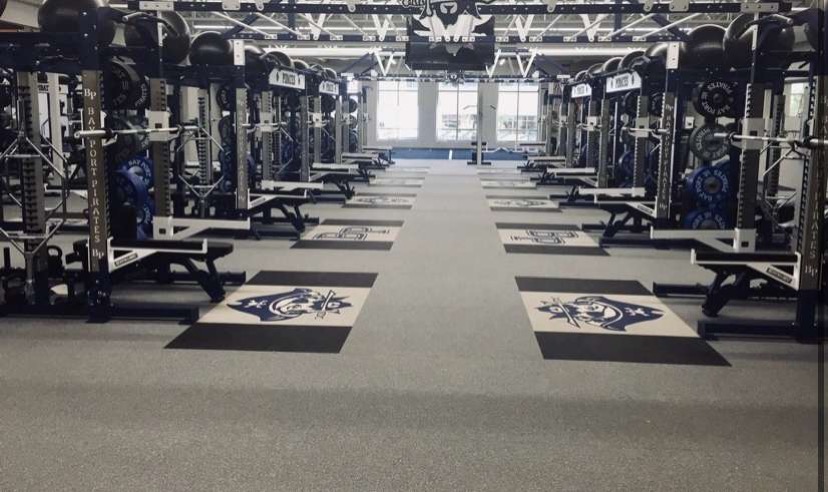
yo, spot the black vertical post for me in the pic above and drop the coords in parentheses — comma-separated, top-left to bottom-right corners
(79, 8, 110, 320)
(232, 41, 249, 212)
(654, 44, 682, 225)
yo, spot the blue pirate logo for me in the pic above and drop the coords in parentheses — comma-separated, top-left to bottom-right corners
(511, 230, 579, 245)
(230, 288, 352, 322)
(537, 296, 663, 332)
(314, 226, 390, 241)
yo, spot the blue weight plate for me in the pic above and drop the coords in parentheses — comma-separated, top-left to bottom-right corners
(113, 169, 149, 207)
(686, 166, 730, 204)
(119, 156, 154, 188)
(683, 209, 728, 230)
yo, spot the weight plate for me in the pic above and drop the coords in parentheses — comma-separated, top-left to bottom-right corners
(118, 156, 154, 188)
(615, 151, 634, 186)
(280, 138, 294, 165)
(0, 82, 12, 109)
(692, 80, 737, 119)
(689, 123, 729, 161)
(347, 97, 359, 114)
(621, 92, 638, 117)
(620, 123, 634, 148)
(576, 143, 588, 168)
(218, 115, 235, 143)
(133, 75, 150, 110)
(106, 116, 150, 164)
(683, 209, 728, 230)
(113, 168, 149, 208)
(136, 200, 154, 229)
(216, 83, 234, 111)
(219, 147, 235, 172)
(648, 93, 663, 117)
(321, 95, 336, 114)
(246, 154, 256, 182)
(104, 60, 140, 110)
(348, 131, 359, 152)
(219, 176, 235, 193)
(686, 165, 731, 205)
(284, 92, 301, 111)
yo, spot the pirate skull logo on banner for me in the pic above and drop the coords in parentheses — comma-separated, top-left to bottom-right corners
(404, 0, 496, 70)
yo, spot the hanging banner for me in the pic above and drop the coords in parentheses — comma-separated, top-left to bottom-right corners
(403, 0, 496, 71)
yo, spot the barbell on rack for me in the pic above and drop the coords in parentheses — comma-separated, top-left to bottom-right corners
(74, 124, 200, 140)
(712, 132, 828, 150)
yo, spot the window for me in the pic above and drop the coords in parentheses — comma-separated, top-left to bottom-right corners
(436, 82, 478, 141)
(497, 82, 540, 143)
(376, 80, 418, 140)
(786, 82, 808, 117)
(347, 79, 360, 95)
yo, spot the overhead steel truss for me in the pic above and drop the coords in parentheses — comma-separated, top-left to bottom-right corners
(127, 1, 792, 15)
(227, 32, 677, 43)
(127, 0, 800, 54)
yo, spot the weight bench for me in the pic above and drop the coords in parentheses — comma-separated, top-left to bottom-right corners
(652, 250, 799, 327)
(68, 238, 236, 302)
(536, 165, 597, 186)
(362, 146, 393, 165)
(249, 181, 325, 234)
(342, 152, 383, 180)
(576, 201, 655, 241)
(468, 140, 491, 166)
(520, 155, 566, 172)
(310, 163, 360, 200)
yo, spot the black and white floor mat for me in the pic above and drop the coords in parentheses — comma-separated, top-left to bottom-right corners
(383, 167, 430, 174)
(343, 192, 416, 210)
(488, 195, 559, 212)
(516, 277, 728, 366)
(167, 271, 377, 353)
(481, 179, 536, 189)
(496, 223, 606, 255)
(293, 219, 403, 250)
(369, 177, 424, 187)
(477, 168, 522, 175)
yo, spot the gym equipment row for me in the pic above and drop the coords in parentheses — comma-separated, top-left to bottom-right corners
(0, 0, 381, 321)
(523, 10, 826, 341)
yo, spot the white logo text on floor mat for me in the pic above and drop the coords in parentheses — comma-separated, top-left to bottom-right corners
(498, 229, 598, 247)
(304, 225, 400, 242)
(347, 196, 416, 207)
(489, 198, 558, 209)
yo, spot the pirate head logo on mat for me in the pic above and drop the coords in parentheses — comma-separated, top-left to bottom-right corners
(537, 296, 664, 332)
(230, 288, 352, 322)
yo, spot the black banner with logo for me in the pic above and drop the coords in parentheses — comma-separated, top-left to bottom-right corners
(404, 0, 495, 70)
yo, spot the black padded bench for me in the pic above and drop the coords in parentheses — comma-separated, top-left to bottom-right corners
(69, 239, 235, 302)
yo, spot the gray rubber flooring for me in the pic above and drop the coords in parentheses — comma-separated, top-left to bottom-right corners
(0, 159, 821, 490)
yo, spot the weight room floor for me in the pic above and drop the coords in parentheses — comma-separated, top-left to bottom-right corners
(0, 159, 819, 490)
